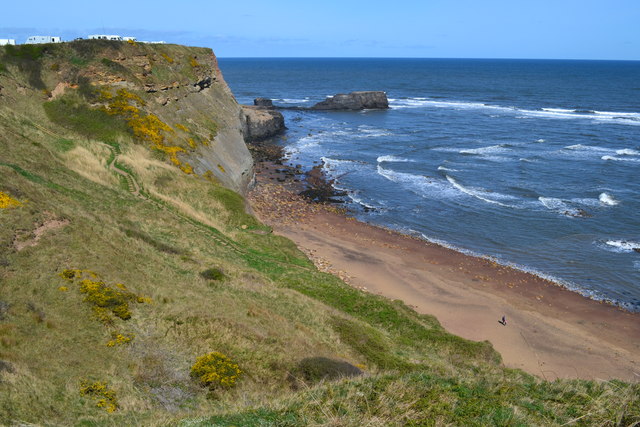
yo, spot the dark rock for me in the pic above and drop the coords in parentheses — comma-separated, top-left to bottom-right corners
(299, 163, 346, 203)
(241, 105, 285, 142)
(193, 77, 211, 91)
(254, 97, 273, 108)
(311, 91, 389, 110)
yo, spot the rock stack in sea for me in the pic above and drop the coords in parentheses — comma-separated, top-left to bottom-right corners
(311, 91, 389, 110)
(241, 98, 286, 142)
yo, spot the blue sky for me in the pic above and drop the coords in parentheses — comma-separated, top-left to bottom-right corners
(1, 0, 638, 59)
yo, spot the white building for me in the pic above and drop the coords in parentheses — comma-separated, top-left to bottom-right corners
(25, 36, 62, 44)
(88, 35, 123, 41)
(122, 36, 137, 42)
(0, 39, 16, 46)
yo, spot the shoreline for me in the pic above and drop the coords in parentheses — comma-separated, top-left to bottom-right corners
(249, 158, 640, 381)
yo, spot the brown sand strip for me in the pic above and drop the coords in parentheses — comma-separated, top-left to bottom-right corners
(249, 161, 640, 382)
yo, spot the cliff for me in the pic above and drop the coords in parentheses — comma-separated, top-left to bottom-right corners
(0, 40, 253, 193)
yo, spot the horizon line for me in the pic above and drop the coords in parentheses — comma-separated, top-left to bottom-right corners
(217, 56, 640, 62)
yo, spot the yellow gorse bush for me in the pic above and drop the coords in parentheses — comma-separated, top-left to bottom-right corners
(79, 380, 118, 412)
(100, 89, 195, 172)
(0, 191, 22, 209)
(59, 269, 149, 325)
(106, 332, 134, 347)
(190, 352, 242, 389)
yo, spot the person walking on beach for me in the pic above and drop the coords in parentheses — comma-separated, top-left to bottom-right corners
(499, 315, 507, 326)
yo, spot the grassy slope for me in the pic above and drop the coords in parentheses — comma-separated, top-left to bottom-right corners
(0, 43, 638, 426)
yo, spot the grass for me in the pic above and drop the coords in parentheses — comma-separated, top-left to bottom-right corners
(43, 94, 129, 142)
(0, 40, 638, 427)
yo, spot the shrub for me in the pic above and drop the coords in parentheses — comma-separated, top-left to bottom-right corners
(200, 268, 225, 281)
(4, 44, 44, 60)
(190, 352, 242, 389)
(0, 191, 22, 209)
(79, 380, 118, 412)
(59, 269, 150, 325)
(106, 332, 134, 347)
(293, 357, 362, 386)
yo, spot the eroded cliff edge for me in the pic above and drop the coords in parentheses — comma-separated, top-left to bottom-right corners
(0, 40, 253, 193)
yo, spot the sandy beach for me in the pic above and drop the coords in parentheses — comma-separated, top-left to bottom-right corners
(248, 160, 640, 382)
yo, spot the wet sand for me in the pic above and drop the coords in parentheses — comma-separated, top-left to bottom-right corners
(248, 161, 640, 381)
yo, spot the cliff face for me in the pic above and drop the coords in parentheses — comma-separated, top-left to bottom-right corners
(0, 40, 253, 193)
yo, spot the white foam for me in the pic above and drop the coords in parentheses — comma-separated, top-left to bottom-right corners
(437, 165, 459, 172)
(536, 139, 546, 143)
(459, 144, 509, 155)
(616, 149, 640, 156)
(390, 96, 640, 125)
(347, 192, 380, 210)
(563, 144, 611, 153)
(602, 155, 640, 162)
(275, 98, 310, 104)
(376, 165, 458, 199)
(538, 197, 581, 217)
(446, 175, 512, 207)
(603, 240, 640, 253)
(543, 108, 574, 114)
(599, 192, 619, 206)
(377, 155, 414, 163)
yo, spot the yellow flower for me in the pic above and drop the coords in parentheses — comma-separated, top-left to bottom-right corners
(0, 191, 22, 209)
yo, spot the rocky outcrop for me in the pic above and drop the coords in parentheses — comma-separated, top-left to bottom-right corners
(311, 91, 389, 110)
(241, 98, 285, 142)
(254, 97, 273, 108)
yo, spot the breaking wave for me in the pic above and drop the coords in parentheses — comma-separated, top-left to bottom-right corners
(388, 97, 640, 125)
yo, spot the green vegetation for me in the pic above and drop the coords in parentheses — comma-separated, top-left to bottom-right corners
(0, 40, 637, 426)
(44, 94, 129, 141)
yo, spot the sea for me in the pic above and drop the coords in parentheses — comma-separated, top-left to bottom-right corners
(218, 58, 640, 312)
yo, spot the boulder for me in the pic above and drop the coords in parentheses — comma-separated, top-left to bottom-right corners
(241, 105, 285, 142)
(254, 97, 274, 108)
(311, 91, 389, 110)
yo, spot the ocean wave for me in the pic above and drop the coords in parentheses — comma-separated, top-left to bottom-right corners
(346, 192, 382, 211)
(459, 144, 510, 155)
(599, 240, 640, 253)
(356, 125, 393, 138)
(446, 175, 514, 207)
(536, 139, 546, 143)
(599, 192, 619, 206)
(377, 155, 414, 163)
(376, 165, 458, 199)
(616, 148, 640, 156)
(563, 144, 611, 153)
(274, 98, 310, 104)
(602, 155, 640, 162)
(388, 97, 640, 125)
(437, 165, 460, 172)
(538, 197, 583, 217)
